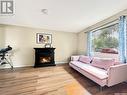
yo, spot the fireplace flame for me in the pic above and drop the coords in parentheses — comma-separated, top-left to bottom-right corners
(40, 57, 51, 63)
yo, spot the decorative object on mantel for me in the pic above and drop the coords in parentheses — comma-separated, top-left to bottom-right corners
(36, 33, 52, 44)
(45, 43, 51, 48)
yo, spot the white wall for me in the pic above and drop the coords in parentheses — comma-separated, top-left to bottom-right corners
(0, 25, 5, 48)
(1, 25, 78, 67)
(77, 32, 87, 55)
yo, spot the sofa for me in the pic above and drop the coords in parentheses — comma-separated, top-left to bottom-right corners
(69, 55, 127, 87)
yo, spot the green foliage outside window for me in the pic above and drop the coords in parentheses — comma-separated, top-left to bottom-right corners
(93, 24, 119, 52)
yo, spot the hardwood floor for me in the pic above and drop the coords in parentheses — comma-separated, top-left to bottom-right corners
(0, 64, 127, 95)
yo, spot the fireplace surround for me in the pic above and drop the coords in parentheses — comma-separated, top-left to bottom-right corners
(34, 48, 55, 67)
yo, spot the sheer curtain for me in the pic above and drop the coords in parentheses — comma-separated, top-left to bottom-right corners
(87, 31, 93, 56)
(87, 16, 127, 63)
(118, 16, 127, 63)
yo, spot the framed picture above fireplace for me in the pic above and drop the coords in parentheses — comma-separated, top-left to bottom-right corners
(36, 33, 52, 44)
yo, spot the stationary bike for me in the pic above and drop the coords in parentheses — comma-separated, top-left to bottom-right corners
(0, 45, 13, 69)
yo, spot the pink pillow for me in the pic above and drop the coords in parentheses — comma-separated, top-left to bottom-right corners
(114, 61, 121, 65)
(79, 56, 92, 64)
(91, 57, 115, 70)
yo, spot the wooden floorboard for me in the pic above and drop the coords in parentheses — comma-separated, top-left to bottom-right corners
(0, 64, 127, 95)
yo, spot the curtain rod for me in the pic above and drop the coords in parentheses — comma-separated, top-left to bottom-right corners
(84, 18, 119, 33)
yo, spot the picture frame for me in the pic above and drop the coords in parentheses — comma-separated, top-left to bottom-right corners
(36, 33, 52, 44)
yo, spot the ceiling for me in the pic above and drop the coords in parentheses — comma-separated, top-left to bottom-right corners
(0, 0, 127, 32)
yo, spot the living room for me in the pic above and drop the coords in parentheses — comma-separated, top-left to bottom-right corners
(0, 0, 127, 95)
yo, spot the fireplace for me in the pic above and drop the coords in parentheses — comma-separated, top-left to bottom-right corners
(34, 48, 56, 67)
(40, 56, 51, 63)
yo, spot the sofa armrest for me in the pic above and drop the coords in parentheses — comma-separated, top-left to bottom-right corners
(107, 64, 127, 87)
(71, 56, 80, 61)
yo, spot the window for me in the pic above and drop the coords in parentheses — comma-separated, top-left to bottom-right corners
(87, 16, 127, 63)
(92, 24, 119, 60)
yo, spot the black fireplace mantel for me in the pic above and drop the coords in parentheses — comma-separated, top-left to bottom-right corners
(34, 48, 56, 67)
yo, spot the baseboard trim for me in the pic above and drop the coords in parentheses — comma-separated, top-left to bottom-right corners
(0, 61, 68, 69)
(55, 61, 68, 64)
(0, 64, 33, 69)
